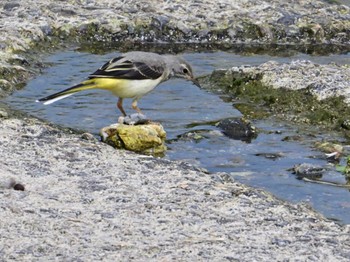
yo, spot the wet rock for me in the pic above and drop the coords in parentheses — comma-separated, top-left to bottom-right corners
(205, 61, 350, 132)
(217, 118, 257, 142)
(314, 141, 343, 154)
(228, 60, 350, 103)
(0, 64, 32, 95)
(282, 135, 303, 142)
(100, 122, 166, 155)
(255, 152, 284, 160)
(291, 163, 325, 180)
(174, 130, 208, 142)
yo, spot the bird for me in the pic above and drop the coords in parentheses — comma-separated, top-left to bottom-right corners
(36, 51, 200, 117)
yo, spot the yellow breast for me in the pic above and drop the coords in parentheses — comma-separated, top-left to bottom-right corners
(92, 77, 163, 99)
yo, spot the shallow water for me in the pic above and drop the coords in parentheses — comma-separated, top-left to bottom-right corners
(6, 49, 350, 224)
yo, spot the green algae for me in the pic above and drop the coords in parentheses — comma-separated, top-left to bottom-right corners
(0, 65, 31, 97)
(206, 69, 350, 135)
(100, 123, 167, 156)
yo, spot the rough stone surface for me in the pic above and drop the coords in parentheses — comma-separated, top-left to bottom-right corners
(227, 60, 350, 103)
(0, 0, 349, 51)
(0, 115, 350, 261)
(100, 122, 167, 155)
(1, 0, 350, 260)
(1, 0, 350, 95)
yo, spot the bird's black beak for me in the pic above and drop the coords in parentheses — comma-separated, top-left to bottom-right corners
(191, 78, 201, 88)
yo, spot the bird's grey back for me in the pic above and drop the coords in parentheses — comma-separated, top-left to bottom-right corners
(124, 51, 185, 68)
(123, 51, 166, 66)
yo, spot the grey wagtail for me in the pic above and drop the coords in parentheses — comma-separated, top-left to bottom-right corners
(36, 51, 200, 116)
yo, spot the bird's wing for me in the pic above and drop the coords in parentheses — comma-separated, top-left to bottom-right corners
(89, 56, 164, 80)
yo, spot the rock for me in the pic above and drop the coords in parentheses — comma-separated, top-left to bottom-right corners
(217, 118, 257, 142)
(314, 141, 343, 154)
(227, 60, 350, 103)
(119, 113, 150, 125)
(291, 163, 325, 180)
(255, 152, 284, 160)
(204, 61, 350, 132)
(174, 130, 208, 142)
(100, 122, 166, 155)
(13, 183, 25, 191)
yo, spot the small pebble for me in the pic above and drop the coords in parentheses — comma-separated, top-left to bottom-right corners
(81, 132, 96, 141)
(13, 183, 25, 191)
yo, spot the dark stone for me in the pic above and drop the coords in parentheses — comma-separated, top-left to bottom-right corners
(255, 152, 283, 160)
(13, 183, 25, 191)
(217, 118, 257, 142)
(291, 163, 325, 180)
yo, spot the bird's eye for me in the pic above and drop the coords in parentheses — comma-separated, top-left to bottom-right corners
(183, 68, 189, 74)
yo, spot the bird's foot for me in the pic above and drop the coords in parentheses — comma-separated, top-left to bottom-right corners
(118, 113, 150, 125)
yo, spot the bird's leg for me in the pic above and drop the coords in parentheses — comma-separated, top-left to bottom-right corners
(117, 98, 127, 116)
(131, 99, 143, 115)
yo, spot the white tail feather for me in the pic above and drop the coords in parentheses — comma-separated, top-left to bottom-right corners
(36, 93, 74, 105)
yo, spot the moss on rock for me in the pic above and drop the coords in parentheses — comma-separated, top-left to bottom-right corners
(205, 67, 350, 134)
(100, 122, 167, 155)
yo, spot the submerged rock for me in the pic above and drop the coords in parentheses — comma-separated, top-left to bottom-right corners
(291, 163, 325, 180)
(217, 118, 257, 142)
(100, 122, 166, 155)
(314, 141, 343, 154)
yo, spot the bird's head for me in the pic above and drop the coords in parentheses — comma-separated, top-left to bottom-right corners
(166, 56, 201, 87)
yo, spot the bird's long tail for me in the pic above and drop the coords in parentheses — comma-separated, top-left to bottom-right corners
(36, 79, 97, 105)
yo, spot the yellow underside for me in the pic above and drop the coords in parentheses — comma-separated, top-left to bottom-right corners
(83, 77, 162, 99)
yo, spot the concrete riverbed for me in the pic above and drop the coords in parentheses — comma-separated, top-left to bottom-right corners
(1, 0, 350, 260)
